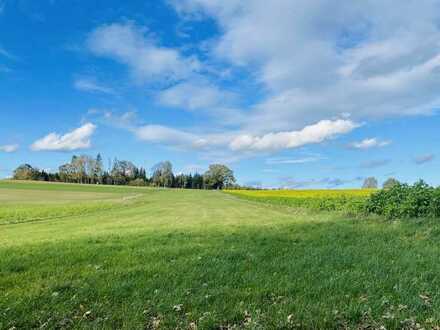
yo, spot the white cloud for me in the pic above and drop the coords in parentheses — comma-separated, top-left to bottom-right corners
(156, 80, 245, 125)
(266, 156, 321, 165)
(0, 46, 16, 61)
(132, 124, 233, 150)
(86, 2, 440, 157)
(31, 123, 96, 151)
(0, 144, 19, 153)
(157, 80, 236, 111)
(133, 125, 201, 147)
(87, 22, 200, 83)
(74, 77, 114, 94)
(171, 0, 440, 130)
(131, 119, 357, 155)
(230, 119, 359, 152)
(349, 138, 391, 149)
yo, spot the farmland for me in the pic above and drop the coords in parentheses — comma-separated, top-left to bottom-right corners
(2, 181, 440, 329)
(225, 189, 375, 215)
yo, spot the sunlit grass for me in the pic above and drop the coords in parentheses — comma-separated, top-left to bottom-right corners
(1, 181, 439, 329)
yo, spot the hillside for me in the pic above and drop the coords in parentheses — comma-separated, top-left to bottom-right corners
(1, 181, 440, 329)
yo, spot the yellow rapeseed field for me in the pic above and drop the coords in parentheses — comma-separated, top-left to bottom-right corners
(225, 189, 375, 199)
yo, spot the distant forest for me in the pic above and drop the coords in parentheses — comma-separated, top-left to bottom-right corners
(11, 154, 238, 190)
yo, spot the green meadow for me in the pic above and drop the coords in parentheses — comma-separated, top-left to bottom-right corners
(1, 181, 440, 329)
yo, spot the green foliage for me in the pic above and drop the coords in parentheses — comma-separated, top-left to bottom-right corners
(362, 177, 378, 189)
(151, 161, 174, 187)
(12, 155, 236, 190)
(366, 180, 440, 219)
(13, 164, 40, 180)
(128, 178, 147, 186)
(383, 177, 400, 189)
(229, 181, 440, 220)
(203, 164, 235, 189)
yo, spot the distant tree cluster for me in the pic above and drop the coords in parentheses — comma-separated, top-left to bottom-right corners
(12, 155, 237, 190)
(362, 177, 401, 189)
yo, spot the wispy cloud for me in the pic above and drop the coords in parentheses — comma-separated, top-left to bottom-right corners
(349, 138, 391, 149)
(74, 77, 115, 94)
(87, 22, 200, 83)
(0, 144, 19, 153)
(265, 156, 321, 165)
(413, 154, 435, 165)
(0, 46, 17, 61)
(360, 159, 391, 169)
(279, 176, 364, 189)
(31, 123, 96, 151)
(156, 80, 237, 111)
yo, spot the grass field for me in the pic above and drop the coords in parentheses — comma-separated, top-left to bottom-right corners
(1, 181, 440, 329)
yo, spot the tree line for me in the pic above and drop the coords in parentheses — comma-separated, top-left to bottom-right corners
(362, 177, 400, 189)
(12, 154, 237, 190)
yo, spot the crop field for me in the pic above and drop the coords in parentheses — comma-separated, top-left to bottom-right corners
(225, 189, 375, 199)
(224, 189, 376, 214)
(2, 181, 440, 329)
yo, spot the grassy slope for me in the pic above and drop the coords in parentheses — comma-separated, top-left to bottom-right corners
(1, 182, 440, 329)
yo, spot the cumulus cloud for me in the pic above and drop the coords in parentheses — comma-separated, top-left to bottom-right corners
(171, 0, 440, 130)
(31, 123, 96, 151)
(86, 2, 440, 157)
(0, 144, 19, 152)
(230, 119, 359, 152)
(413, 154, 435, 165)
(74, 77, 114, 94)
(87, 22, 200, 83)
(349, 138, 391, 149)
(130, 119, 357, 156)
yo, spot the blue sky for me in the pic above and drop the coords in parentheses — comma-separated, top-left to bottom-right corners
(1, 0, 440, 188)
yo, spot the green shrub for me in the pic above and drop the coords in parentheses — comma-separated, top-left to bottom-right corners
(365, 180, 440, 219)
(228, 182, 440, 220)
